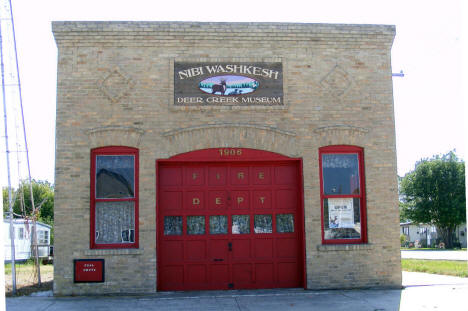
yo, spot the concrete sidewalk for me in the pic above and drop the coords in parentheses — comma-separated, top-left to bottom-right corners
(401, 249, 468, 261)
(6, 272, 468, 311)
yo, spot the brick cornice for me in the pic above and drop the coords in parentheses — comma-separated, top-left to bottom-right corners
(52, 21, 396, 47)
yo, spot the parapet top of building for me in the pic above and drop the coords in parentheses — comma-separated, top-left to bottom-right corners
(52, 21, 395, 46)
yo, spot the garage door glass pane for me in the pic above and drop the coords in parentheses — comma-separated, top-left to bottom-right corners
(164, 216, 182, 235)
(322, 154, 359, 195)
(96, 155, 135, 198)
(232, 215, 250, 234)
(254, 215, 272, 233)
(276, 214, 294, 233)
(95, 201, 135, 243)
(187, 216, 205, 235)
(210, 215, 228, 234)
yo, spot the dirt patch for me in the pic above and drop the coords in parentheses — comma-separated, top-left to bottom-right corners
(5, 263, 53, 296)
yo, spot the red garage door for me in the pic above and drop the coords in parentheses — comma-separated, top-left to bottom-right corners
(156, 148, 305, 291)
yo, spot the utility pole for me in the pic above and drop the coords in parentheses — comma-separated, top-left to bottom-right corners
(1, 0, 39, 291)
(0, 17, 16, 294)
(7, 0, 40, 284)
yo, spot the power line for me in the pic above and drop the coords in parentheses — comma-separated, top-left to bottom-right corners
(1, 0, 41, 293)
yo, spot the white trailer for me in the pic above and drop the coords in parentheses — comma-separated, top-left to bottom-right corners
(3, 219, 52, 261)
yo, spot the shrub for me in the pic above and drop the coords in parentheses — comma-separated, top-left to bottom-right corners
(400, 234, 407, 247)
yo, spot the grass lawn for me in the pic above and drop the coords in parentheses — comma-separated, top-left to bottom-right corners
(402, 259, 468, 278)
(4, 261, 53, 296)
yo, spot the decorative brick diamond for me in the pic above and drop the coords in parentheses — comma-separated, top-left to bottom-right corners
(99, 68, 134, 103)
(320, 65, 351, 96)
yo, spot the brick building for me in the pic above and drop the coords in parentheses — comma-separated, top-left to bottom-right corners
(52, 21, 401, 295)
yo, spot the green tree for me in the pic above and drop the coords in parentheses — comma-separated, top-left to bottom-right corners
(399, 201, 411, 223)
(2, 179, 54, 224)
(400, 151, 465, 248)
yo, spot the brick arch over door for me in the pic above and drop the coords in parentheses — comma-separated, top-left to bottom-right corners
(161, 123, 298, 158)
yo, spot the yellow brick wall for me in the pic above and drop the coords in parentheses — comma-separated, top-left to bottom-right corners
(52, 21, 400, 295)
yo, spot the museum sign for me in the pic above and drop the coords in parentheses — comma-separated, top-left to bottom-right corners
(174, 62, 283, 106)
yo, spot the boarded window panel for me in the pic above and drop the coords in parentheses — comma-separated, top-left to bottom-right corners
(209, 215, 228, 234)
(232, 215, 250, 234)
(254, 215, 272, 233)
(95, 201, 135, 244)
(276, 214, 294, 233)
(187, 216, 205, 235)
(164, 216, 183, 235)
(96, 155, 135, 198)
(322, 154, 359, 195)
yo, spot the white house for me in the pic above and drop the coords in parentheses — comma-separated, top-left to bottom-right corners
(400, 222, 467, 248)
(3, 218, 52, 262)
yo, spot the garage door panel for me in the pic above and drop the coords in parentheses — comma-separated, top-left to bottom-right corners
(185, 191, 205, 209)
(274, 166, 296, 185)
(276, 189, 297, 210)
(160, 265, 184, 289)
(209, 239, 229, 259)
(230, 167, 249, 185)
(252, 190, 272, 209)
(160, 191, 183, 210)
(230, 190, 249, 209)
(252, 167, 271, 185)
(185, 167, 205, 186)
(210, 264, 230, 284)
(209, 166, 227, 186)
(186, 240, 206, 260)
(232, 263, 253, 284)
(186, 264, 207, 284)
(161, 240, 184, 263)
(254, 238, 273, 259)
(160, 167, 183, 186)
(208, 191, 227, 209)
(232, 239, 251, 260)
(277, 262, 299, 286)
(276, 238, 298, 258)
(255, 263, 275, 284)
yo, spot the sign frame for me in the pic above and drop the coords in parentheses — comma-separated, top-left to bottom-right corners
(169, 58, 288, 111)
(73, 259, 105, 283)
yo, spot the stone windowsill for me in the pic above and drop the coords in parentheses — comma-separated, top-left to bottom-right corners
(84, 248, 144, 256)
(317, 244, 374, 252)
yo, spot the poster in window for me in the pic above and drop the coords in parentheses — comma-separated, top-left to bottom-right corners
(328, 198, 354, 228)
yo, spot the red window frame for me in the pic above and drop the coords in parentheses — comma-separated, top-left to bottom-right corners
(90, 146, 139, 249)
(319, 145, 367, 244)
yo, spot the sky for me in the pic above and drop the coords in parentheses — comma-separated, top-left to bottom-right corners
(0, 0, 466, 188)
